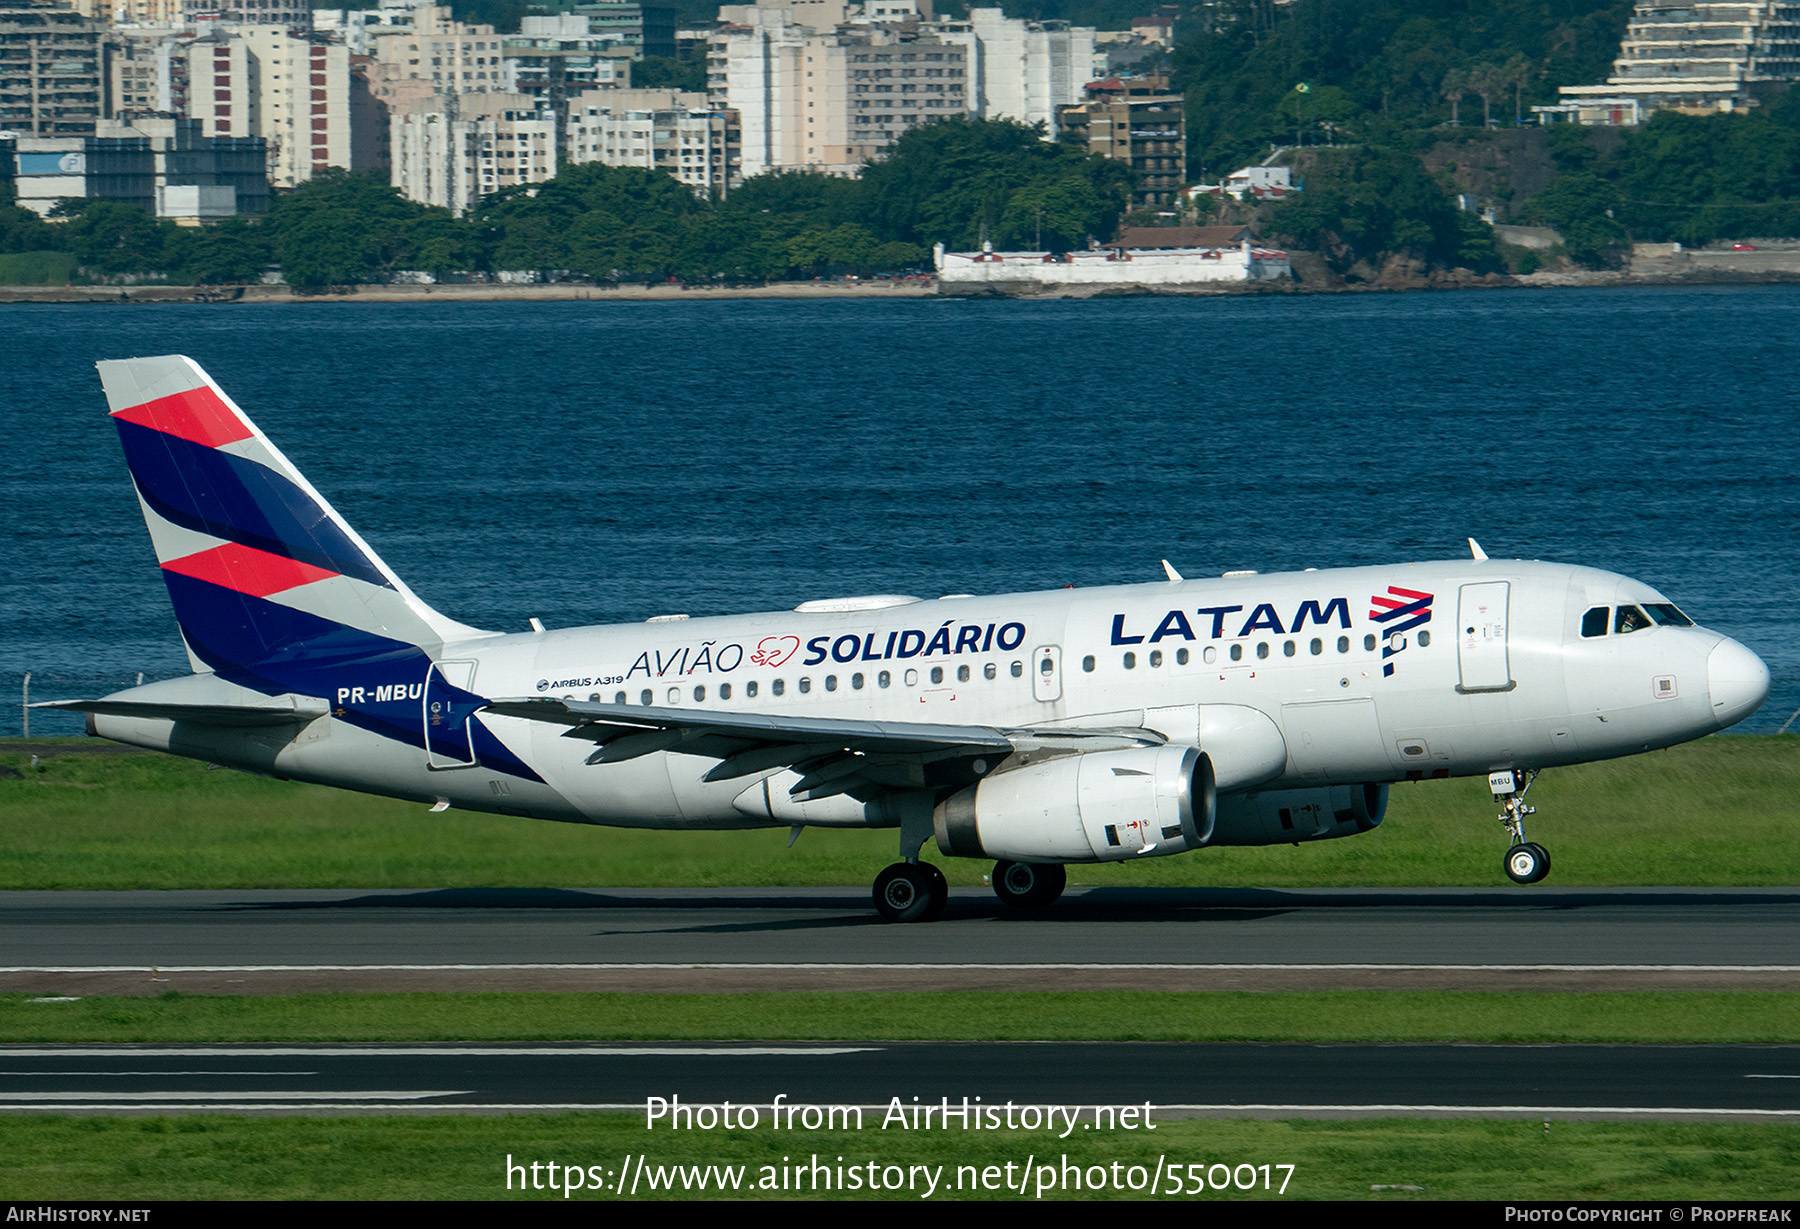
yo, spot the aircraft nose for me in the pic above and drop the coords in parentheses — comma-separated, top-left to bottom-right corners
(1707, 638, 1770, 730)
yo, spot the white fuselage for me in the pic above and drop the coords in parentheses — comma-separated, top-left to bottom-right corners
(136, 557, 1753, 833)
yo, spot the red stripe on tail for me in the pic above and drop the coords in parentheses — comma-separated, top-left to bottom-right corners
(162, 542, 338, 598)
(111, 385, 253, 449)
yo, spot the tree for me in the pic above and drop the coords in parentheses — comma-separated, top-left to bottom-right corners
(859, 117, 1133, 250)
(1440, 68, 1468, 127)
(1269, 143, 1502, 274)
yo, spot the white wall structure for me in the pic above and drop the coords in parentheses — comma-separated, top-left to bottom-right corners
(934, 240, 1293, 289)
(391, 90, 555, 214)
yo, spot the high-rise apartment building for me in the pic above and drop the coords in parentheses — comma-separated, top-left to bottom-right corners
(708, 5, 971, 177)
(1555, 1, 1800, 121)
(0, 0, 109, 138)
(390, 89, 555, 215)
(707, 2, 1086, 177)
(1056, 77, 1184, 210)
(564, 86, 736, 195)
(184, 28, 349, 187)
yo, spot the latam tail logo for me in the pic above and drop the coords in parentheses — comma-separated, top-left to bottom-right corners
(1370, 586, 1434, 678)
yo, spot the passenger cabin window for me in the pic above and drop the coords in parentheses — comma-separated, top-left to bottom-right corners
(1010, 661, 1024, 678)
(1581, 607, 1609, 638)
(956, 665, 970, 682)
(772, 679, 785, 696)
(930, 666, 944, 684)
(1615, 605, 1650, 635)
(983, 663, 996, 680)
(1082, 655, 1096, 672)
(1176, 648, 1189, 665)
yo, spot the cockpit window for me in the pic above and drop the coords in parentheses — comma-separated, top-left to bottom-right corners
(1581, 607, 1609, 638)
(1645, 603, 1694, 627)
(1614, 605, 1651, 634)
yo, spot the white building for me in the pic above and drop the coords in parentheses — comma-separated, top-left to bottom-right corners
(366, 3, 506, 112)
(708, 4, 974, 177)
(181, 28, 350, 187)
(1554, 1, 1800, 122)
(707, 2, 1087, 178)
(390, 90, 555, 214)
(938, 7, 1092, 137)
(564, 87, 737, 195)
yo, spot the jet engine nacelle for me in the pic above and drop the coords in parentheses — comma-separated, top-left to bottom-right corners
(933, 745, 1216, 863)
(1208, 782, 1388, 847)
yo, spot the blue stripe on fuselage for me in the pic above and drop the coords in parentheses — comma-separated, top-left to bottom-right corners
(116, 419, 392, 588)
(161, 572, 542, 784)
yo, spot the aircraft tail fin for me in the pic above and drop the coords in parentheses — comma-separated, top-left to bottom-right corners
(97, 355, 485, 683)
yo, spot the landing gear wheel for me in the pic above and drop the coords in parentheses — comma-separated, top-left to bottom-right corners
(992, 860, 1067, 908)
(1504, 842, 1550, 885)
(921, 862, 948, 921)
(874, 862, 944, 923)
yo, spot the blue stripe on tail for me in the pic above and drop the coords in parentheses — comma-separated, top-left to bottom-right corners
(116, 419, 391, 588)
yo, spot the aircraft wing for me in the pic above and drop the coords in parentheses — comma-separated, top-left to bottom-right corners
(482, 698, 1162, 800)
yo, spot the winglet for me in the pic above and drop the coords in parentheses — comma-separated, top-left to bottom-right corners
(1161, 559, 1183, 582)
(1468, 538, 1489, 562)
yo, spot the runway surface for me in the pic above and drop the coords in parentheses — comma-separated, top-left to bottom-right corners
(2, 886, 1798, 993)
(0, 1041, 1796, 1118)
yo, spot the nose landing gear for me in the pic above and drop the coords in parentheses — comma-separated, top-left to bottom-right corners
(1492, 768, 1550, 884)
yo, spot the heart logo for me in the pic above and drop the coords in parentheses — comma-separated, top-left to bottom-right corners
(750, 635, 800, 668)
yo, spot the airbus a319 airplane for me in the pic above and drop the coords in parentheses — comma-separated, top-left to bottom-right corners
(45, 356, 1771, 921)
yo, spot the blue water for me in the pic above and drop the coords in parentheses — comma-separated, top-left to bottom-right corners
(3, 286, 1797, 736)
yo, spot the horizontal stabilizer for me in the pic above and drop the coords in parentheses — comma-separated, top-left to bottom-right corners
(33, 696, 329, 727)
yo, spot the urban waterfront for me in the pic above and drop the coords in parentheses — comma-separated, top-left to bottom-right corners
(2, 285, 1796, 735)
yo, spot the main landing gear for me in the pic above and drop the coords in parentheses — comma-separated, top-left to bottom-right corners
(872, 796, 950, 923)
(873, 861, 948, 923)
(991, 860, 1066, 909)
(1492, 768, 1551, 885)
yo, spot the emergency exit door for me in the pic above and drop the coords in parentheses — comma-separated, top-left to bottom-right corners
(1456, 582, 1513, 693)
(1033, 645, 1062, 702)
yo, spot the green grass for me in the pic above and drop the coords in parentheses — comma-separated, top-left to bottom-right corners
(6, 990, 1800, 1044)
(0, 250, 77, 286)
(2, 735, 1795, 889)
(0, 1116, 1794, 1199)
